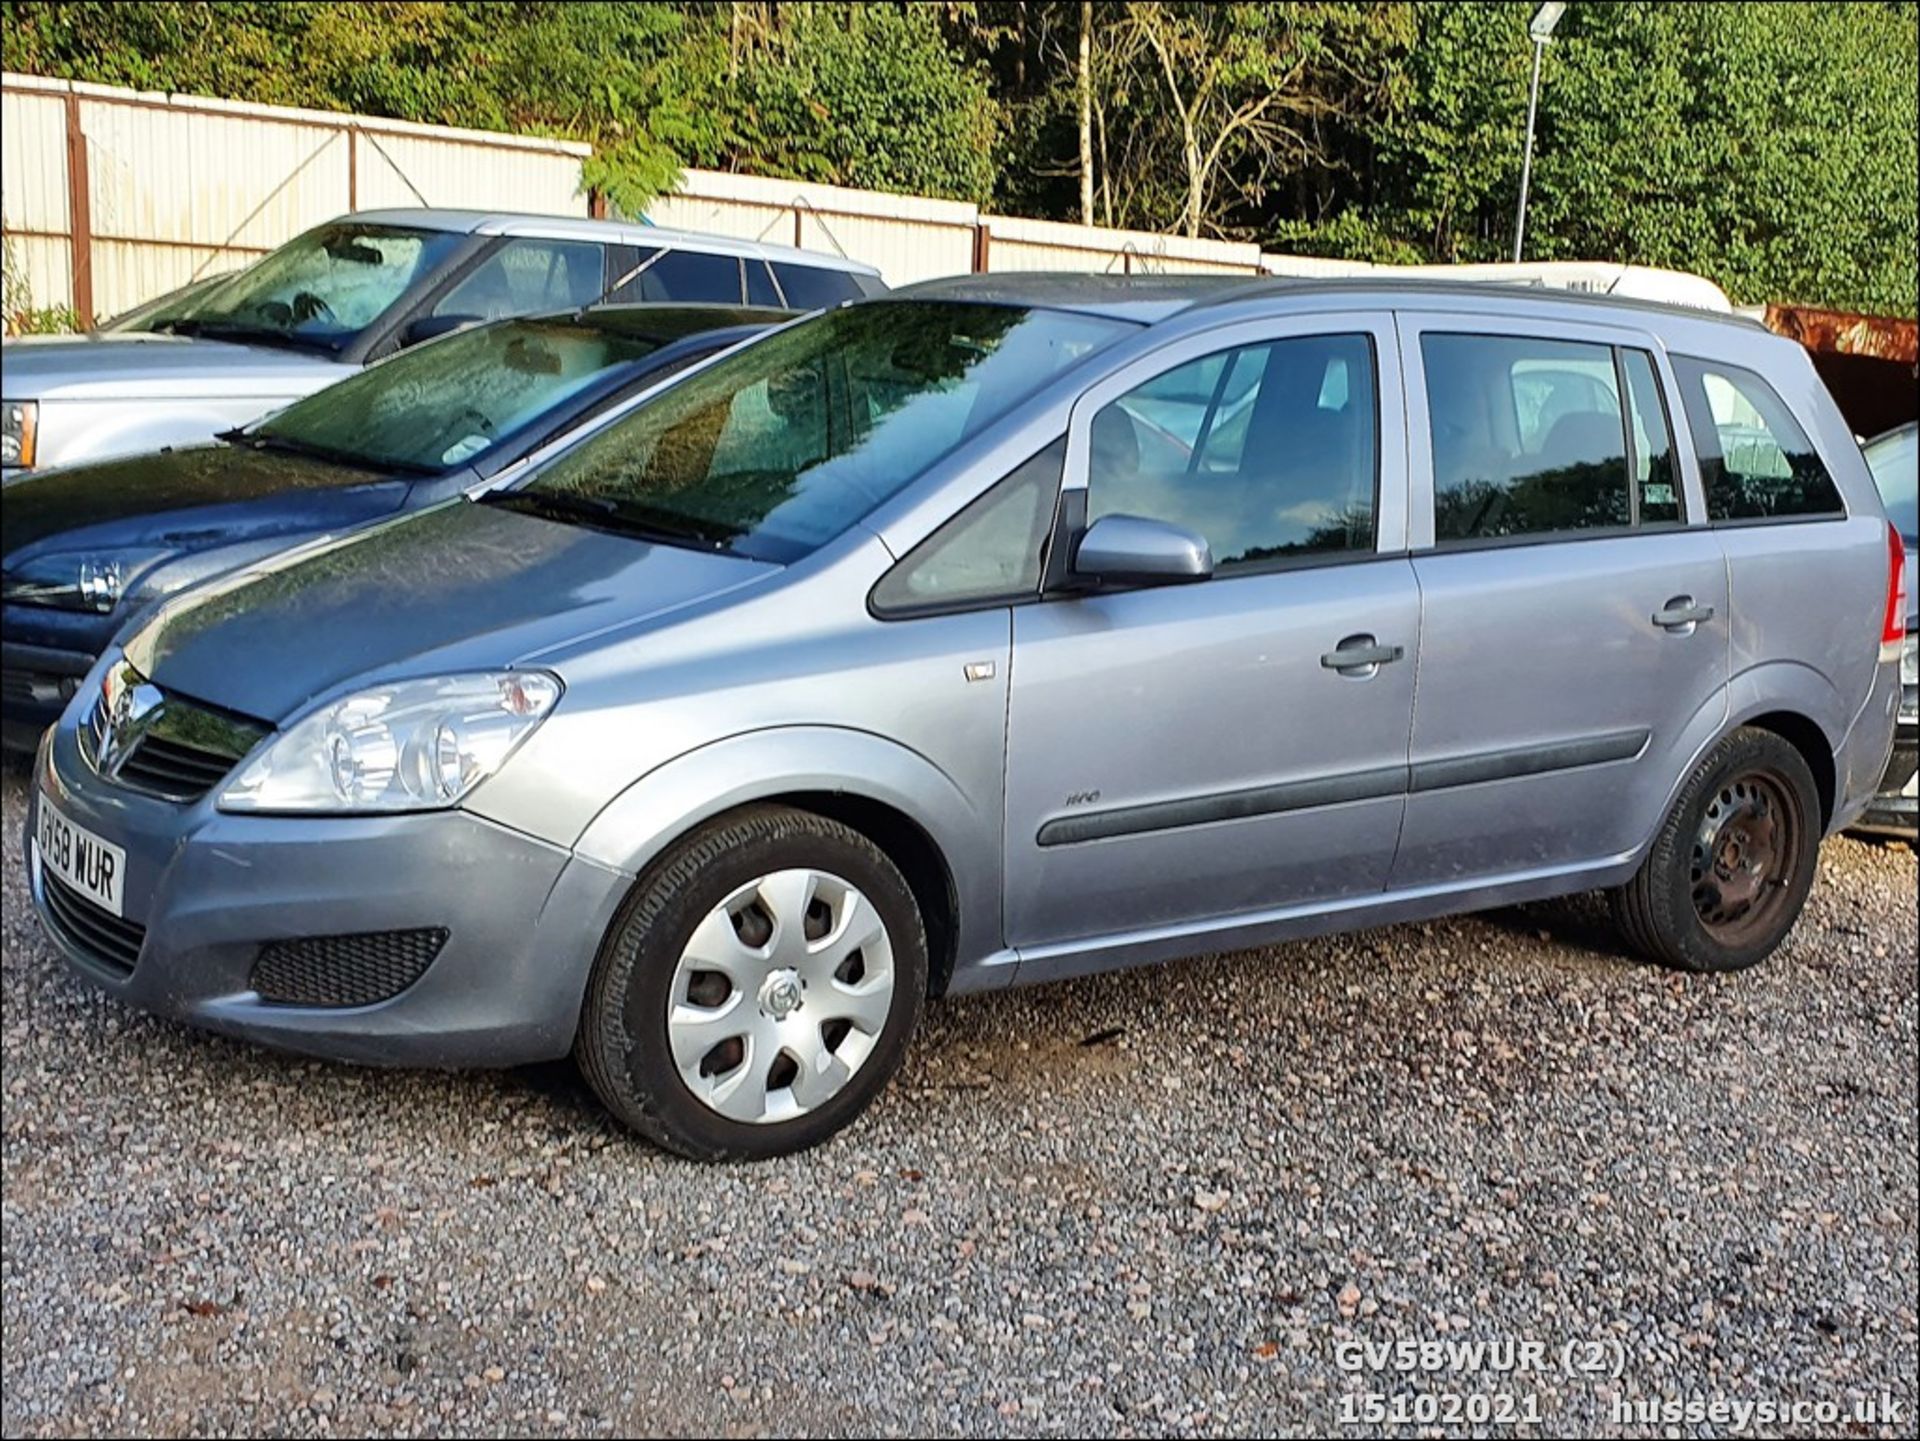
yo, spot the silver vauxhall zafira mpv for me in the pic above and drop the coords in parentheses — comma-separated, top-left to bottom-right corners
(25, 275, 1909, 1159)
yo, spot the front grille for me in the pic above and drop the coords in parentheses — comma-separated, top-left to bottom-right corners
(250, 929, 449, 1008)
(84, 660, 266, 802)
(40, 872, 146, 977)
(115, 733, 245, 799)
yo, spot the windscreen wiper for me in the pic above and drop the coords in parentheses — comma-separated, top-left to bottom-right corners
(480, 489, 734, 551)
(228, 430, 432, 475)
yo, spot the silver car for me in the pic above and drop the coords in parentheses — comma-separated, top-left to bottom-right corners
(1, 209, 883, 479)
(24, 277, 1907, 1159)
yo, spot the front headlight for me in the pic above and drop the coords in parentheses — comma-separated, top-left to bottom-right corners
(0, 547, 167, 612)
(1, 400, 37, 468)
(1902, 633, 1918, 689)
(218, 672, 562, 814)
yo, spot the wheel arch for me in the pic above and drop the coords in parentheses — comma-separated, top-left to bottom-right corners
(1737, 710, 1836, 831)
(571, 727, 998, 997)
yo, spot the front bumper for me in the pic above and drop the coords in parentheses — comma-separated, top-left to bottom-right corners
(2, 604, 118, 751)
(25, 710, 632, 1067)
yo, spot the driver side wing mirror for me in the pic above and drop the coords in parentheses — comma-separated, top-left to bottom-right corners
(1069, 513, 1214, 589)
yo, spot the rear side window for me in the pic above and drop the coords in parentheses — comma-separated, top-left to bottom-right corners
(1423, 333, 1682, 543)
(746, 261, 783, 308)
(772, 263, 862, 311)
(638, 250, 746, 304)
(1671, 356, 1845, 521)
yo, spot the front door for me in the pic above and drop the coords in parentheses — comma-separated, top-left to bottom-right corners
(1389, 316, 1732, 888)
(1003, 314, 1420, 950)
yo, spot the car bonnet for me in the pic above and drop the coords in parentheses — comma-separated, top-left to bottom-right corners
(120, 497, 779, 723)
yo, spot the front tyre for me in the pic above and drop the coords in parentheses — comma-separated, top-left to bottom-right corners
(577, 806, 927, 1160)
(1610, 727, 1821, 973)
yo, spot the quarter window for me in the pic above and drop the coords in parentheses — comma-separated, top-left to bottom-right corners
(1622, 349, 1682, 525)
(771, 263, 863, 310)
(870, 441, 1062, 614)
(1087, 334, 1378, 569)
(1670, 357, 1844, 521)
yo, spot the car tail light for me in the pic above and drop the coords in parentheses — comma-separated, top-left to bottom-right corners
(1883, 522, 1910, 662)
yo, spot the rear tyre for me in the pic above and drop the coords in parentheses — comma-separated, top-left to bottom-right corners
(1610, 727, 1821, 973)
(576, 805, 927, 1161)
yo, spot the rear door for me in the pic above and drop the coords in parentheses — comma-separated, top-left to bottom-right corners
(1002, 312, 1420, 950)
(1390, 313, 1730, 888)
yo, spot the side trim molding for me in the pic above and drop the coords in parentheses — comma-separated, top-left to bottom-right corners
(1037, 765, 1406, 848)
(1409, 727, 1650, 794)
(1035, 727, 1652, 848)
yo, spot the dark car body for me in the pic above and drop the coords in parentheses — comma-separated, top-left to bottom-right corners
(1856, 421, 1918, 837)
(1, 304, 787, 750)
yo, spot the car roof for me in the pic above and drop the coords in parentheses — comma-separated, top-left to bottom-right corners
(345, 209, 882, 276)
(894, 271, 1771, 333)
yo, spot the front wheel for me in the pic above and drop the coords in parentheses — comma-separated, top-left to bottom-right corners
(576, 806, 927, 1160)
(1610, 727, 1821, 973)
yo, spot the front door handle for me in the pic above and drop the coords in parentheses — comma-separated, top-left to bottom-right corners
(1652, 596, 1715, 632)
(1321, 634, 1405, 675)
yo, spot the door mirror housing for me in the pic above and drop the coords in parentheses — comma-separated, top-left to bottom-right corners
(1070, 514, 1214, 589)
(400, 313, 484, 348)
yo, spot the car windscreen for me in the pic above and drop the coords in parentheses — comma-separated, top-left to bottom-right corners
(246, 317, 671, 473)
(497, 301, 1135, 561)
(131, 222, 465, 353)
(1865, 426, 1918, 539)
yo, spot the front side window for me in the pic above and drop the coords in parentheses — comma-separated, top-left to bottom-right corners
(500, 301, 1134, 562)
(248, 317, 667, 473)
(433, 238, 604, 321)
(1087, 333, 1378, 568)
(1425, 334, 1633, 542)
(127, 222, 464, 352)
(1671, 356, 1845, 521)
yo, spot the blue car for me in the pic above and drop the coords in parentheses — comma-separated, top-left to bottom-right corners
(1, 304, 786, 750)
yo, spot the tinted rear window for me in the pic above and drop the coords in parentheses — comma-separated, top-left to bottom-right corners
(1670, 356, 1845, 521)
(772, 263, 863, 310)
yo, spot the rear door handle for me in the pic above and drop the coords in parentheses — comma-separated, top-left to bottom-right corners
(1321, 635, 1405, 674)
(1652, 597, 1715, 631)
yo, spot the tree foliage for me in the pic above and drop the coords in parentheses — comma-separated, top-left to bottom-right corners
(3, 0, 1913, 310)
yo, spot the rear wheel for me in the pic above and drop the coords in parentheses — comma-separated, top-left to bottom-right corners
(1610, 727, 1821, 973)
(576, 806, 927, 1160)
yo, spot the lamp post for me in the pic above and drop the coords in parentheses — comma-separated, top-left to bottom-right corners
(1513, 1, 1567, 263)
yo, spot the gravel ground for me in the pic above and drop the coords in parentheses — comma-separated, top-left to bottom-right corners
(2, 762, 1915, 1439)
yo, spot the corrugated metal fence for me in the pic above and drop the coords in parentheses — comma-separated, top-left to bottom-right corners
(2, 72, 1283, 326)
(1, 74, 592, 322)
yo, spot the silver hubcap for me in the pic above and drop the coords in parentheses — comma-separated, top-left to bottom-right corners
(668, 868, 895, 1125)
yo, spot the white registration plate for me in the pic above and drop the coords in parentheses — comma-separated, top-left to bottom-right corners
(35, 798, 127, 917)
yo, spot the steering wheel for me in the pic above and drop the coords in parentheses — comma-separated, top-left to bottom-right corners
(289, 290, 337, 325)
